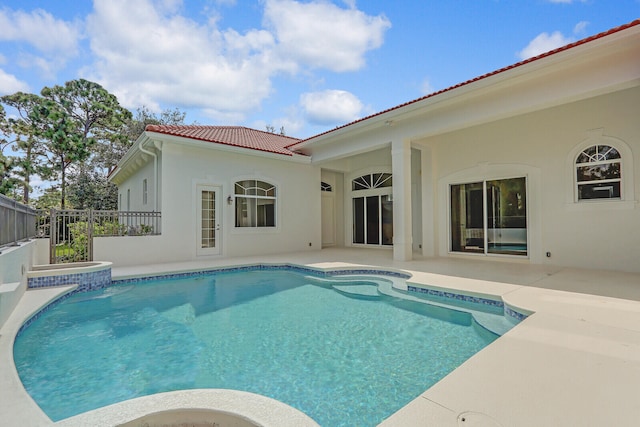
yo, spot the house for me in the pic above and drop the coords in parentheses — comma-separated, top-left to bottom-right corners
(107, 126, 319, 264)
(109, 19, 640, 273)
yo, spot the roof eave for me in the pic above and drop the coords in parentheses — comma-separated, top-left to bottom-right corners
(290, 18, 640, 151)
(108, 133, 153, 185)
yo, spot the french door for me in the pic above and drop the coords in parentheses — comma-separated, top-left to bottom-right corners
(197, 185, 221, 255)
(353, 194, 393, 246)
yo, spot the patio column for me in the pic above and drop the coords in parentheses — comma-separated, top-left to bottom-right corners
(391, 139, 412, 261)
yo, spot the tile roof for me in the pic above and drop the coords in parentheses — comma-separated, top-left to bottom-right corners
(145, 125, 302, 156)
(287, 18, 640, 149)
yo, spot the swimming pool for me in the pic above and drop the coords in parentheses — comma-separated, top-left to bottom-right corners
(14, 267, 502, 426)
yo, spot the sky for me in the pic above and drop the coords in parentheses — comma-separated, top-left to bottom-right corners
(0, 0, 638, 140)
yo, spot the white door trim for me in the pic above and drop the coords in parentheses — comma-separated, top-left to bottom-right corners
(196, 184, 222, 256)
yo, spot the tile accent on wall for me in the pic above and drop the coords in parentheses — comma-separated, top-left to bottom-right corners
(407, 285, 529, 322)
(27, 268, 111, 292)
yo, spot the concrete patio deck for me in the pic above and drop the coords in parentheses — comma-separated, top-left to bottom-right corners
(2, 248, 640, 426)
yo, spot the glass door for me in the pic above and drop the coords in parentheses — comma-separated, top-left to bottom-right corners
(450, 182, 484, 253)
(351, 172, 393, 247)
(450, 177, 527, 256)
(197, 185, 221, 255)
(353, 195, 393, 246)
(486, 177, 527, 255)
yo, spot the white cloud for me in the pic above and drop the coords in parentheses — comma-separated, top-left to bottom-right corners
(157, 0, 184, 14)
(0, 8, 80, 56)
(0, 68, 30, 95)
(573, 21, 589, 35)
(274, 116, 304, 136)
(263, 0, 391, 72)
(84, 0, 281, 116)
(0, 7, 81, 80)
(83, 0, 389, 123)
(341, 0, 357, 9)
(16, 54, 60, 81)
(300, 89, 363, 125)
(517, 31, 573, 60)
(421, 78, 435, 95)
(252, 104, 305, 137)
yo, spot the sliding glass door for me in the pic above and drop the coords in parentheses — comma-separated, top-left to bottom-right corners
(450, 177, 527, 256)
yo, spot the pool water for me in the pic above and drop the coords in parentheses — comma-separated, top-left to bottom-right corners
(14, 269, 497, 426)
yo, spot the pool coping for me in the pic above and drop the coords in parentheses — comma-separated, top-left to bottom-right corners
(2, 255, 640, 426)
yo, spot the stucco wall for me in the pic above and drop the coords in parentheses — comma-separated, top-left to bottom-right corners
(110, 142, 320, 267)
(93, 235, 168, 267)
(117, 157, 157, 213)
(156, 143, 321, 262)
(422, 86, 639, 272)
(0, 240, 39, 328)
(106, 85, 638, 272)
(346, 147, 391, 172)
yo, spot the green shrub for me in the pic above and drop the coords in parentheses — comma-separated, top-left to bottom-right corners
(67, 221, 89, 260)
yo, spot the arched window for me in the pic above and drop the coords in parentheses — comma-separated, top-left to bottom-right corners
(234, 180, 276, 227)
(352, 173, 392, 191)
(321, 182, 332, 192)
(566, 130, 634, 207)
(575, 145, 621, 200)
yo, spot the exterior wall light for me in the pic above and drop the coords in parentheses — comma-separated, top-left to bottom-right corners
(227, 195, 233, 205)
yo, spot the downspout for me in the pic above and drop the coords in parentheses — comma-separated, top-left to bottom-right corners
(138, 139, 159, 213)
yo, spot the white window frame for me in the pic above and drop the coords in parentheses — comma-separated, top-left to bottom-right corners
(438, 163, 542, 264)
(448, 176, 528, 257)
(565, 129, 635, 210)
(195, 184, 222, 256)
(576, 145, 622, 201)
(233, 179, 277, 229)
(142, 179, 148, 205)
(347, 169, 393, 248)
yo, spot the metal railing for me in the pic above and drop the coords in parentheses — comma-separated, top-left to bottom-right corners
(0, 204, 162, 262)
(0, 194, 38, 249)
(45, 209, 91, 264)
(37, 209, 162, 263)
(91, 210, 161, 236)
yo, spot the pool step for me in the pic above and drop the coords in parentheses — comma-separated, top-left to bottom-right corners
(314, 275, 515, 336)
(331, 284, 381, 299)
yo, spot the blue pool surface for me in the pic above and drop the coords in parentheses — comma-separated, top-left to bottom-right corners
(14, 269, 498, 426)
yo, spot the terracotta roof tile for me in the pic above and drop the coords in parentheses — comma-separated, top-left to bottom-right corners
(287, 18, 640, 149)
(145, 125, 302, 156)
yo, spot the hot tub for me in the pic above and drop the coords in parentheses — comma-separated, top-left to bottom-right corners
(55, 389, 320, 427)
